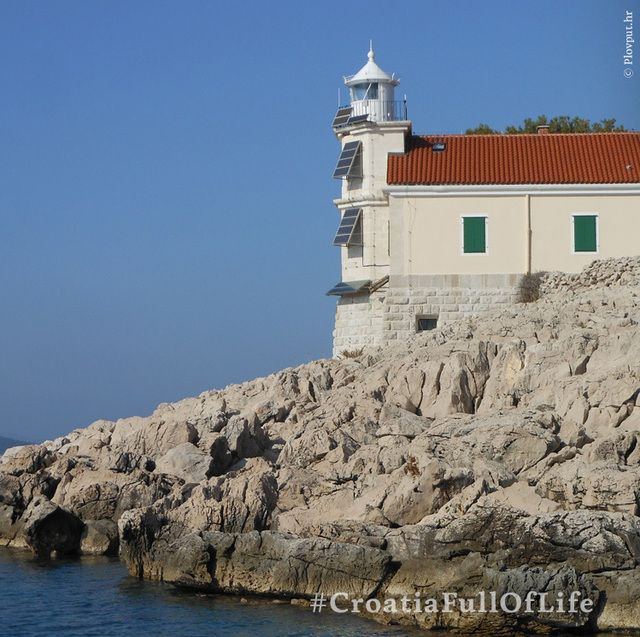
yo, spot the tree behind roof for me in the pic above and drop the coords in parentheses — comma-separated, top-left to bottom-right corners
(466, 115, 627, 134)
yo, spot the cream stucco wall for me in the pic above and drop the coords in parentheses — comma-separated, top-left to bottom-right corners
(340, 205, 390, 282)
(391, 195, 528, 276)
(530, 194, 640, 272)
(389, 191, 640, 277)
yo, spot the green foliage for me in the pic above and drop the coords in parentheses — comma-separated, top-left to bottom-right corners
(466, 115, 627, 135)
(464, 123, 498, 134)
(517, 272, 546, 304)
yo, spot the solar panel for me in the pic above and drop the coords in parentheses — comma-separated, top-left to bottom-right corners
(326, 280, 371, 296)
(333, 208, 362, 246)
(332, 107, 352, 129)
(346, 114, 369, 126)
(333, 141, 362, 179)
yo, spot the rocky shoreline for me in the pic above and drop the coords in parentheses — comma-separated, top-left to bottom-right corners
(2, 257, 640, 634)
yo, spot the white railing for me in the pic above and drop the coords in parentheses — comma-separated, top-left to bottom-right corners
(348, 99, 408, 121)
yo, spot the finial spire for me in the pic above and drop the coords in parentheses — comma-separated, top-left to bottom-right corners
(368, 40, 374, 61)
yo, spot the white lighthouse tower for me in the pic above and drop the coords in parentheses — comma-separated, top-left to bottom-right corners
(344, 44, 403, 123)
(328, 47, 411, 356)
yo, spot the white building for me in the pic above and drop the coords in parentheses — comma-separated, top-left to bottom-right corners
(328, 48, 640, 356)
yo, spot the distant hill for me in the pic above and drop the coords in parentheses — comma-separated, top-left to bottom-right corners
(0, 436, 29, 454)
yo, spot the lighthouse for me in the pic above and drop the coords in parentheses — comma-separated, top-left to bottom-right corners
(344, 44, 403, 123)
(327, 47, 411, 355)
(325, 49, 640, 360)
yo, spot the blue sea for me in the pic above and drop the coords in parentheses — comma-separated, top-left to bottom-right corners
(0, 549, 422, 637)
(1, 549, 635, 637)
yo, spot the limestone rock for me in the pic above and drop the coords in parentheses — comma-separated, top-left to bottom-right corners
(119, 517, 393, 600)
(110, 418, 197, 457)
(22, 498, 84, 558)
(222, 416, 268, 459)
(0, 444, 56, 475)
(80, 519, 119, 555)
(155, 443, 214, 483)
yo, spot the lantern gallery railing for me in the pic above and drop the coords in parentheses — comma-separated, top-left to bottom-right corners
(348, 99, 408, 121)
(332, 100, 408, 130)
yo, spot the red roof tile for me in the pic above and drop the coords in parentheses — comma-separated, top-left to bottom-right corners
(386, 132, 640, 185)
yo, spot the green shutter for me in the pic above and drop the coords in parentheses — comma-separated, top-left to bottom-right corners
(463, 217, 486, 253)
(574, 215, 597, 252)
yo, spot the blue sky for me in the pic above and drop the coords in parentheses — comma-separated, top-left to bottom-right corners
(1, 0, 638, 442)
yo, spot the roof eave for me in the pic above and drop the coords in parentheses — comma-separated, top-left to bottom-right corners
(384, 183, 640, 196)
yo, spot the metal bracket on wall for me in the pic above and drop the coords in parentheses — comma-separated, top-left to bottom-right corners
(369, 275, 390, 293)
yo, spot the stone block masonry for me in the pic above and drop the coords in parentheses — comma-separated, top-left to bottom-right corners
(332, 273, 522, 356)
(333, 289, 386, 356)
(383, 283, 519, 343)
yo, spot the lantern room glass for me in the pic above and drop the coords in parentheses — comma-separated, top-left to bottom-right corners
(351, 82, 379, 101)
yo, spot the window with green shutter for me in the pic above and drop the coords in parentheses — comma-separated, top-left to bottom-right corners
(573, 215, 598, 253)
(463, 216, 487, 254)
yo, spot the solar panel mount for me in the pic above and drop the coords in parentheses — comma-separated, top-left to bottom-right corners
(332, 107, 352, 129)
(333, 208, 362, 246)
(326, 280, 371, 296)
(346, 114, 369, 126)
(333, 140, 362, 179)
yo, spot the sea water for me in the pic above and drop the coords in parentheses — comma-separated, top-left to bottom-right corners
(0, 549, 422, 637)
(0, 549, 633, 637)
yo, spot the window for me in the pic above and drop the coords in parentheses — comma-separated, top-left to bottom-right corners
(416, 316, 438, 332)
(462, 216, 487, 254)
(351, 82, 378, 100)
(573, 214, 598, 253)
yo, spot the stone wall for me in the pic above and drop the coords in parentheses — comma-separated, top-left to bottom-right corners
(332, 289, 386, 356)
(332, 274, 522, 355)
(382, 282, 519, 342)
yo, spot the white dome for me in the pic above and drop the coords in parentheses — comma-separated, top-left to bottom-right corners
(345, 47, 399, 86)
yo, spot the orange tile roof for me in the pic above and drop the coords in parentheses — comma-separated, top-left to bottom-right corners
(386, 132, 640, 185)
